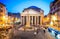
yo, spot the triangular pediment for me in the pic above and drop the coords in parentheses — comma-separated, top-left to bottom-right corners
(21, 9, 40, 15)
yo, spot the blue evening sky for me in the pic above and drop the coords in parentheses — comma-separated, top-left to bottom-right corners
(0, 0, 54, 15)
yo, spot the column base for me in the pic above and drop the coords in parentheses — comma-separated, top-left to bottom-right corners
(25, 22, 30, 28)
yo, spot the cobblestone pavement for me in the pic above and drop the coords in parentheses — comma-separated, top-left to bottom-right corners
(9, 28, 55, 39)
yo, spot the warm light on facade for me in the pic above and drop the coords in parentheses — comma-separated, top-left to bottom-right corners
(51, 15, 57, 21)
(3, 16, 5, 20)
(50, 21, 53, 26)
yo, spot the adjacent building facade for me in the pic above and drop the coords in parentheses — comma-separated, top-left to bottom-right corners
(49, 0, 60, 31)
(8, 12, 20, 24)
(0, 2, 7, 25)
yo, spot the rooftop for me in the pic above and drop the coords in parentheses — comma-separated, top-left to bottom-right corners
(0, 2, 5, 6)
(23, 6, 44, 12)
(8, 12, 20, 18)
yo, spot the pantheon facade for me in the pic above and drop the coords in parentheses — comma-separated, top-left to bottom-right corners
(20, 6, 44, 27)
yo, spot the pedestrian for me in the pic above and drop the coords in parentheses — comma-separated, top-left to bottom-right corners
(37, 28, 40, 34)
(43, 30, 46, 33)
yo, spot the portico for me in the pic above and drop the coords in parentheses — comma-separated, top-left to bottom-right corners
(20, 6, 44, 27)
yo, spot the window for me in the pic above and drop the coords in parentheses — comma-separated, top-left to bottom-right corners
(57, 2, 60, 7)
(0, 6, 3, 12)
(0, 5, 3, 8)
